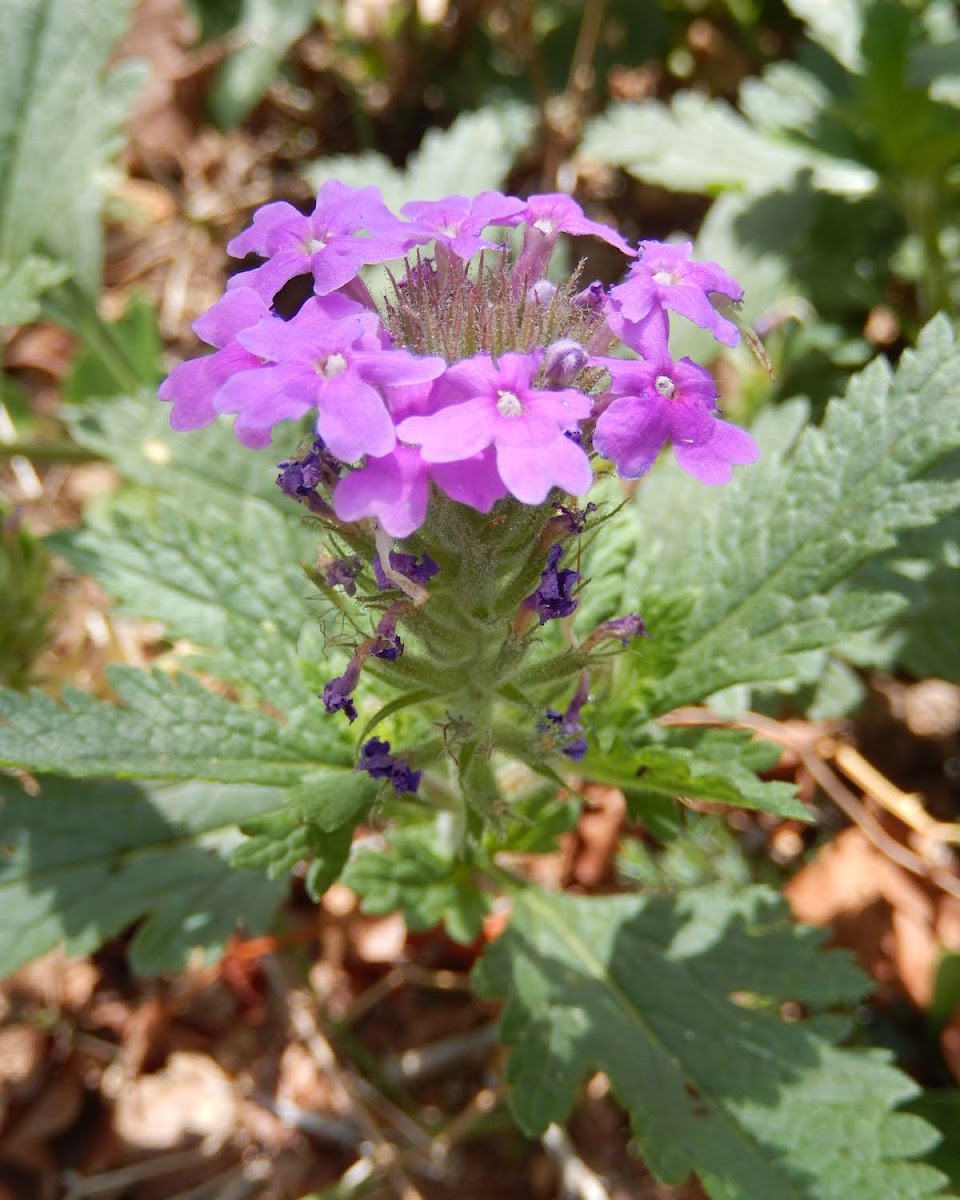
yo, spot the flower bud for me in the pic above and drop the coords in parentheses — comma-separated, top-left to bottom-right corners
(543, 339, 588, 389)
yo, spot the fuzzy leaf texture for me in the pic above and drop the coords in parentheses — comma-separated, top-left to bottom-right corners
(0, 0, 143, 297)
(207, 0, 315, 128)
(64, 393, 301, 510)
(584, 729, 810, 822)
(613, 316, 960, 718)
(0, 774, 286, 975)
(343, 825, 491, 946)
(474, 886, 950, 1200)
(53, 494, 324, 712)
(0, 665, 359, 785)
(580, 92, 876, 199)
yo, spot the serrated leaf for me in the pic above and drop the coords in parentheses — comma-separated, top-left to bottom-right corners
(63, 293, 163, 399)
(580, 94, 877, 199)
(208, 0, 314, 127)
(0, 254, 69, 325)
(63, 392, 302, 511)
(584, 729, 809, 822)
(52, 494, 326, 711)
(783, 0, 865, 73)
(0, 0, 143, 295)
(343, 824, 490, 945)
(232, 806, 359, 891)
(303, 104, 535, 212)
(0, 665, 353, 784)
(474, 885, 949, 1199)
(626, 316, 960, 717)
(0, 774, 286, 974)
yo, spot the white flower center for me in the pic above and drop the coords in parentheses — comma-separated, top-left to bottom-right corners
(321, 353, 348, 378)
(306, 236, 328, 253)
(534, 217, 556, 235)
(496, 389, 524, 417)
(652, 269, 676, 286)
(654, 374, 676, 399)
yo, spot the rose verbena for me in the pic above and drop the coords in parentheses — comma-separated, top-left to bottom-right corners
(159, 183, 758, 810)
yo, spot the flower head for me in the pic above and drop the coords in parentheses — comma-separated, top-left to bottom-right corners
(400, 191, 526, 260)
(396, 352, 593, 504)
(594, 325, 758, 484)
(158, 288, 270, 432)
(227, 181, 417, 302)
(213, 300, 445, 456)
(609, 240, 744, 347)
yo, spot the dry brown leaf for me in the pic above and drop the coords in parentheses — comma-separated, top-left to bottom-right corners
(0, 1026, 48, 1106)
(786, 827, 940, 1006)
(574, 785, 627, 887)
(109, 1050, 237, 1152)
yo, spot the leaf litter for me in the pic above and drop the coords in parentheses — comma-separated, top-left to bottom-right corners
(3, 0, 960, 1197)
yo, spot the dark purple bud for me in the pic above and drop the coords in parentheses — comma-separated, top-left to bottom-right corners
(278, 437, 341, 513)
(371, 607, 404, 660)
(525, 543, 579, 625)
(605, 613, 648, 644)
(324, 556, 363, 596)
(580, 612, 648, 654)
(320, 656, 362, 722)
(538, 672, 590, 761)
(543, 339, 588, 389)
(358, 737, 422, 795)
(374, 551, 439, 590)
(562, 735, 588, 762)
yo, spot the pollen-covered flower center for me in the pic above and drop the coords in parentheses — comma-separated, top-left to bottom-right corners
(534, 217, 556, 235)
(496, 389, 525, 417)
(654, 374, 676, 399)
(653, 269, 677, 287)
(318, 353, 348, 378)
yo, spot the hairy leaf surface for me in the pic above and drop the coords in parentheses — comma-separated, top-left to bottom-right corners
(0, 775, 286, 974)
(617, 317, 960, 716)
(475, 886, 948, 1199)
(0, 0, 142, 296)
(0, 666, 352, 784)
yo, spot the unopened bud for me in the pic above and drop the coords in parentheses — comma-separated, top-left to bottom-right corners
(543, 339, 588, 388)
(526, 279, 557, 308)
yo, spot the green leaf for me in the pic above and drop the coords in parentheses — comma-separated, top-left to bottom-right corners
(232, 805, 359, 896)
(207, 0, 315, 127)
(0, 507, 52, 688)
(0, 664, 353, 784)
(474, 885, 949, 1199)
(626, 316, 960, 717)
(63, 392, 302, 511)
(783, 0, 865, 73)
(52, 494, 325, 711)
(853, 483, 960, 682)
(303, 103, 535, 213)
(0, 0, 143, 295)
(0, 254, 69, 325)
(584, 729, 809, 822)
(343, 824, 490, 945)
(580, 94, 877, 199)
(63, 293, 163, 399)
(0, 773, 286, 974)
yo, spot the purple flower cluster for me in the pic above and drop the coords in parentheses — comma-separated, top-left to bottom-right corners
(160, 183, 759, 538)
